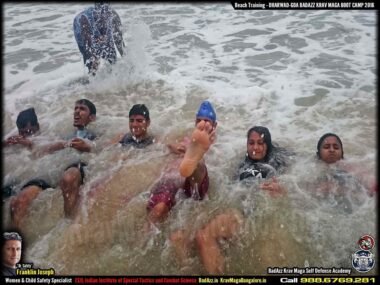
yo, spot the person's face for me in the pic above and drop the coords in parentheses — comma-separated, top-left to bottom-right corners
(129, 115, 150, 139)
(247, 131, 268, 161)
(319, 136, 343, 164)
(2, 240, 21, 268)
(18, 123, 39, 137)
(73, 103, 95, 128)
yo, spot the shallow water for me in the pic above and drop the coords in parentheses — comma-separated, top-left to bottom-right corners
(2, 4, 377, 275)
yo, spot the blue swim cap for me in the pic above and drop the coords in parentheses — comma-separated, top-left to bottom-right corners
(196, 101, 216, 122)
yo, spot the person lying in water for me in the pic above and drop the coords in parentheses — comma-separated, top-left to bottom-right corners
(146, 100, 217, 226)
(313, 132, 375, 199)
(170, 126, 295, 274)
(3, 108, 42, 199)
(107, 104, 155, 149)
(3, 108, 40, 149)
(9, 99, 98, 227)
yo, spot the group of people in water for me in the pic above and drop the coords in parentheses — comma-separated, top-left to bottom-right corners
(3, 96, 376, 274)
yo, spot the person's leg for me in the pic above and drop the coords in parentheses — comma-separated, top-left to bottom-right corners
(87, 57, 100, 76)
(179, 120, 214, 178)
(144, 178, 179, 236)
(10, 185, 43, 228)
(170, 229, 192, 266)
(195, 209, 243, 274)
(60, 167, 83, 219)
(148, 202, 170, 224)
(180, 120, 215, 200)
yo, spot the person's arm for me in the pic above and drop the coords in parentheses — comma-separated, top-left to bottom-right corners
(339, 161, 377, 197)
(79, 15, 92, 54)
(260, 177, 287, 197)
(69, 138, 96, 153)
(112, 11, 125, 56)
(104, 133, 125, 147)
(3, 135, 33, 149)
(35, 140, 67, 157)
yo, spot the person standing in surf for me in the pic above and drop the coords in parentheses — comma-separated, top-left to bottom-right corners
(73, 1, 125, 75)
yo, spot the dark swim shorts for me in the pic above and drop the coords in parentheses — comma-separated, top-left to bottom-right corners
(21, 179, 52, 190)
(65, 161, 88, 184)
(147, 168, 209, 211)
(2, 179, 51, 200)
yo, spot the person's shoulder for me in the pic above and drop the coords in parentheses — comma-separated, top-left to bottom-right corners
(77, 7, 95, 19)
(111, 9, 120, 16)
(85, 6, 95, 13)
(76, 7, 91, 16)
(119, 132, 132, 143)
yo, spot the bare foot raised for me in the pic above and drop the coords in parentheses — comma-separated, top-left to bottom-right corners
(179, 121, 215, 177)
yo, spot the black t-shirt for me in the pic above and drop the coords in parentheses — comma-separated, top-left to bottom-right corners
(238, 160, 277, 181)
(119, 133, 154, 149)
(238, 146, 293, 182)
(1, 265, 16, 276)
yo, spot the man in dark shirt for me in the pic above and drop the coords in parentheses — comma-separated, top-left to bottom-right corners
(119, 104, 154, 148)
(1, 232, 22, 276)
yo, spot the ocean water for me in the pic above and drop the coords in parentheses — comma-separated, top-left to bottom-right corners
(2, 3, 377, 275)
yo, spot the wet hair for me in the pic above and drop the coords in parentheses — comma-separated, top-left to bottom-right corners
(129, 104, 150, 120)
(76, 99, 96, 115)
(16, 108, 39, 130)
(2, 232, 22, 247)
(246, 126, 273, 162)
(316, 133, 344, 159)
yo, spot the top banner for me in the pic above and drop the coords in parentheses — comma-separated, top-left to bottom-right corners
(231, 1, 377, 9)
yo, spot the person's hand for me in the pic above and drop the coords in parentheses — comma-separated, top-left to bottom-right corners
(68, 138, 92, 152)
(5, 135, 32, 148)
(260, 177, 286, 197)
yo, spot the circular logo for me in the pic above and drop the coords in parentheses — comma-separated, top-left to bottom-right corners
(358, 235, 375, 250)
(352, 250, 375, 273)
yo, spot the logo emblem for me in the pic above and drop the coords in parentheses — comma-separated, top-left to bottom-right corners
(358, 235, 375, 250)
(352, 250, 375, 273)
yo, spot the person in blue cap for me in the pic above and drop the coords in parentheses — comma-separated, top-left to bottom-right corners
(73, 1, 125, 76)
(146, 100, 217, 226)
